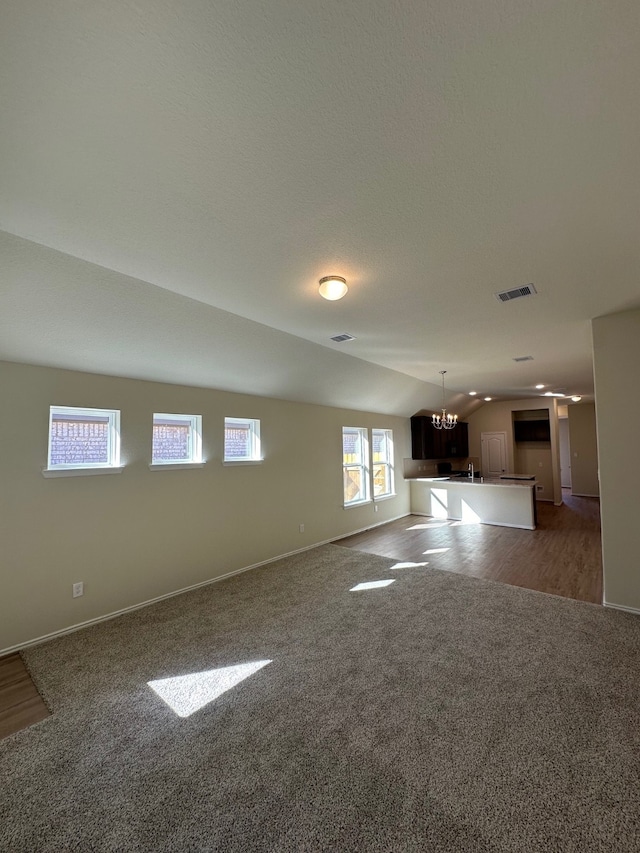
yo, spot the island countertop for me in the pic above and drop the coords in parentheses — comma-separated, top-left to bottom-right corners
(417, 475, 537, 489)
(411, 476, 537, 529)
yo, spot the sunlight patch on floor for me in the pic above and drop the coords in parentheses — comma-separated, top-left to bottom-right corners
(350, 579, 396, 591)
(390, 561, 429, 570)
(423, 548, 450, 555)
(148, 660, 272, 718)
(407, 522, 451, 530)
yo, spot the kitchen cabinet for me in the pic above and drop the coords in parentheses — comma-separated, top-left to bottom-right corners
(411, 417, 468, 460)
(445, 422, 469, 458)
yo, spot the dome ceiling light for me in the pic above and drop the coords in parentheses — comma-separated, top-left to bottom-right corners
(318, 276, 348, 301)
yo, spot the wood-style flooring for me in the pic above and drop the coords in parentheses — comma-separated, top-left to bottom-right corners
(336, 491, 603, 604)
(0, 653, 50, 740)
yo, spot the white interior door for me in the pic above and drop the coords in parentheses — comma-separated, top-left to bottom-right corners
(481, 432, 508, 477)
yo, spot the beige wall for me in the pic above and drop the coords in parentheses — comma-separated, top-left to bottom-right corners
(567, 403, 599, 497)
(592, 309, 640, 610)
(0, 361, 411, 652)
(467, 398, 561, 504)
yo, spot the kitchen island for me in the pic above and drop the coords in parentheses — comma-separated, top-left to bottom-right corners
(410, 476, 537, 530)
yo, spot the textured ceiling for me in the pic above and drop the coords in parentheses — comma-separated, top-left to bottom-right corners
(1, 0, 639, 414)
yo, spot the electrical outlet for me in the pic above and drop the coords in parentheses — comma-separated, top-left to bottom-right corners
(299, 523, 304, 533)
(536, 485, 544, 492)
(72, 582, 84, 598)
(374, 505, 379, 512)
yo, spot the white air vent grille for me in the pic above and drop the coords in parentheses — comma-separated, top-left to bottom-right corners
(330, 333, 356, 343)
(513, 355, 534, 362)
(495, 283, 537, 303)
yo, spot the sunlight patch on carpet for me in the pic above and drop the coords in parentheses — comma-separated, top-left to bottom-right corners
(148, 660, 272, 717)
(350, 579, 396, 591)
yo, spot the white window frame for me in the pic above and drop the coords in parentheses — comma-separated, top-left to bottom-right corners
(43, 405, 122, 477)
(223, 417, 262, 465)
(149, 413, 203, 470)
(342, 426, 371, 507)
(372, 428, 395, 500)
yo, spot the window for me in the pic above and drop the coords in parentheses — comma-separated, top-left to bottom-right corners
(152, 413, 202, 466)
(46, 406, 120, 472)
(372, 428, 395, 498)
(224, 417, 261, 463)
(342, 427, 370, 505)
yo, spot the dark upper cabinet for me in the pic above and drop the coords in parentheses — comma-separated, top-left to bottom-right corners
(411, 417, 468, 459)
(445, 422, 469, 458)
(411, 416, 441, 459)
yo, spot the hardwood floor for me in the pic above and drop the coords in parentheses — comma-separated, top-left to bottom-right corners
(0, 653, 50, 740)
(335, 491, 603, 604)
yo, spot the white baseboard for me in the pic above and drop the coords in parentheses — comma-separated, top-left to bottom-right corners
(2, 512, 409, 656)
(603, 601, 640, 616)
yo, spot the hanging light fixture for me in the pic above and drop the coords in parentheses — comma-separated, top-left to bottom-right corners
(318, 276, 348, 301)
(432, 371, 458, 430)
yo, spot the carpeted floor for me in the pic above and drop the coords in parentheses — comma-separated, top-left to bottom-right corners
(2, 544, 640, 851)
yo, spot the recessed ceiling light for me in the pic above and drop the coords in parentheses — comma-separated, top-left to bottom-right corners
(484, 397, 492, 402)
(535, 384, 545, 389)
(469, 391, 477, 396)
(543, 391, 564, 397)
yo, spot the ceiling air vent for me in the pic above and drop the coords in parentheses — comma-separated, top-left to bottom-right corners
(513, 355, 534, 362)
(495, 283, 537, 303)
(330, 333, 356, 343)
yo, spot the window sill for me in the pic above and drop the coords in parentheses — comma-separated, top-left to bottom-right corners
(149, 462, 205, 471)
(374, 493, 397, 502)
(42, 466, 124, 479)
(343, 499, 372, 509)
(222, 459, 264, 466)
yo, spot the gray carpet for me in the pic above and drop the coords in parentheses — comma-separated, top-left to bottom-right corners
(2, 544, 640, 852)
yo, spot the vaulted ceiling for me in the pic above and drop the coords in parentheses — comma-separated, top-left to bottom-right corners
(1, 1, 639, 416)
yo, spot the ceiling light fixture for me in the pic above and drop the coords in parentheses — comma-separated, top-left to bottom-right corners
(469, 391, 477, 396)
(484, 397, 492, 402)
(535, 384, 545, 389)
(432, 371, 458, 430)
(318, 276, 348, 301)
(571, 395, 582, 402)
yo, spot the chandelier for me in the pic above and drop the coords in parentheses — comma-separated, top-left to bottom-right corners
(432, 371, 458, 430)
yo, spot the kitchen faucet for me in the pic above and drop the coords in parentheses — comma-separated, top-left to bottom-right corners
(468, 462, 474, 481)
